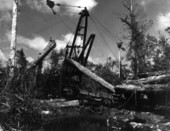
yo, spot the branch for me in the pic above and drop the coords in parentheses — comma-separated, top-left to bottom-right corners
(120, 16, 132, 29)
(122, 2, 131, 12)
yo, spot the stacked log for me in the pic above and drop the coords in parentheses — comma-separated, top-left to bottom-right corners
(115, 72, 170, 106)
(116, 74, 170, 93)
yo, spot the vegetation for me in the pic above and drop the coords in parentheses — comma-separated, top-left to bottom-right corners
(120, 0, 152, 78)
(119, 0, 170, 79)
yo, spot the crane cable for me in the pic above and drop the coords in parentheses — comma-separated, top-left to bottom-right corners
(28, 19, 66, 36)
(90, 17, 120, 70)
(91, 13, 122, 42)
(55, 11, 74, 33)
(90, 16, 118, 44)
(90, 16, 118, 58)
(90, 14, 128, 61)
(55, 3, 85, 9)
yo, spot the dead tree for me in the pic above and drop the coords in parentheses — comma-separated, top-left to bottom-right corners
(9, 0, 19, 77)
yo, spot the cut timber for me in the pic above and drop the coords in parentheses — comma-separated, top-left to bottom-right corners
(47, 100, 79, 108)
(66, 58, 115, 93)
(140, 74, 170, 84)
(34, 99, 79, 110)
(80, 89, 114, 99)
(139, 70, 170, 78)
(36, 99, 79, 108)
(116, 84, 170, 93)
(126, 74, 170, 84)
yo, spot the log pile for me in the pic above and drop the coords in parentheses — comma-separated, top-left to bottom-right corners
(115, 71, 170, 106)
(116, 73, 170, 93)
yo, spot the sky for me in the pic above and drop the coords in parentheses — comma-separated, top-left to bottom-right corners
(0, 0, 170, 65)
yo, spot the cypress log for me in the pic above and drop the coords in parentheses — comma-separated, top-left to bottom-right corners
(126, 74, 170, 84)
(116, 84, 170, 93)
(27, 40, 56, 70)
(138, 70, 170, 78)
(66, 58, 115, 93)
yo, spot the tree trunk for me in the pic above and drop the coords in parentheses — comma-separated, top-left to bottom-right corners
(10, 0, 18, 77)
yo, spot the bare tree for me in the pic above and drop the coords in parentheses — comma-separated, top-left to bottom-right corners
(9, 0, 19, 77)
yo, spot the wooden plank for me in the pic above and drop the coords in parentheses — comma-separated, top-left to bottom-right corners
(66, 58, 115, 93)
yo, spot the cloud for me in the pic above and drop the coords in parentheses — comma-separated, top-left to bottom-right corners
(140, 0, 170, 8)
(19, 36, 49, 51)
(0, 49, 7, 62)
(25, 0, 52, 14)
(6, 32, 48, 51)
(26, 0, 97, 14)
(26, 56, 34, 62)
(0, 0, 13, 23)
(88, 56, 97, 64)
(56, 33, 82, 50)
(57, 0, 98, 12)
(0, 11, 11, 22)
(140, 0, 168, 7)
(88, 56, 105, 64)
(157, 12, 170, 30)
(140, 0, 155, 6)
(6, 32, 82, 51)
(0, 0, 13, 11)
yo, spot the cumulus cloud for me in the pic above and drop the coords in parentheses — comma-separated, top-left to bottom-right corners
(26, 56, 34, 62)
(88, 56, 105, 64)
(26, 0, 97, 14)
(0, 0, 13, 11)
(0, 12, 12, 23)
(140, 0, 156, 6)
(56, 33, 82, 50)
(6, 32, 48, 51)
(157, 12, 170, 30)
(0, 0, 13, 23)
(18, 35, 49, 51)
(25, 0, 52, 14)
(55, 0, 98, 12)
(0, 49, 7, 62)
(88, 56, 96, 64)
(6, 32, 82, 52)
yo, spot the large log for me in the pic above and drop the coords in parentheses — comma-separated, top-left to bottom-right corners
(66, 58, 115, 93)
(34, 99, 79, 108)
(139, 70, 170, 78)
(27, 40, 56, 70)
(126, 74, 170, 84)
(116, 84, 170, 93)
(140, 74, 170, 84)
(46, 100, 79, 108)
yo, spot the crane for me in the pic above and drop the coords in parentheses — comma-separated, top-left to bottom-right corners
(46, 1, 116, 100)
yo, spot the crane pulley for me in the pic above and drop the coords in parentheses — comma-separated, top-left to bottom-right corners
(47, 0, 85, 15)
